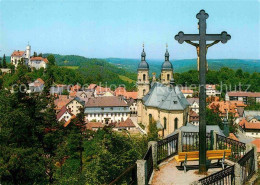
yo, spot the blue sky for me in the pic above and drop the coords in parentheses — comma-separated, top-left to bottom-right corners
(0, 0, 259, 59)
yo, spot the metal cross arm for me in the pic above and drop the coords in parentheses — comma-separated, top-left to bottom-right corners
(175, 31, 231, 44)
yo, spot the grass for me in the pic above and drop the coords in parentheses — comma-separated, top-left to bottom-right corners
(119, 75, 135, 83)
(62, 66, 79, 70)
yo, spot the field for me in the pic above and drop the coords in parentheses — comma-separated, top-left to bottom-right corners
(62, 66, 79, 70)
(119, 75, 135, 83)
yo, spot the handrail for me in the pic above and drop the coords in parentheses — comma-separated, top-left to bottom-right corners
(109, 163, 137, 185)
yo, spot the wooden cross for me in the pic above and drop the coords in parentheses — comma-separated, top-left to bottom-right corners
(175, 9, 231, 173)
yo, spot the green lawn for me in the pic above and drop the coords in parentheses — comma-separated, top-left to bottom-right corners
(62, 66, 79, 70)
(119, 75, 135, 83)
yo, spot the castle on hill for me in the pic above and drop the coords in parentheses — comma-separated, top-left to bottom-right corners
(137, 45, 189, 137)
(11, 44, 48, 69)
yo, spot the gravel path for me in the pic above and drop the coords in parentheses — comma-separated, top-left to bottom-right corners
(151, 158, 222, 185)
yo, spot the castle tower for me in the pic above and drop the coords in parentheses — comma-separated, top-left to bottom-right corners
(25, 43, 31, 66)
(137, 44, 150, 124)
(160, 44, 173, 85)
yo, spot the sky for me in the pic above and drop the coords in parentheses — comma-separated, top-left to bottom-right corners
(0, 0, 260, 59)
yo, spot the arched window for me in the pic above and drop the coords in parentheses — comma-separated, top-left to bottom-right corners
(149, 114, 152, 124)
(164, 117, 167, 130)
(167, 74, 170, 81)
(143, 89, 146, 96)
(174, 118, 178, 130)
(143, 74, 146, 81)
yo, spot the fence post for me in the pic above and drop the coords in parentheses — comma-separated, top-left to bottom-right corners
(234, 163, 242, 185)
(247, 143, 258, 172)
(213, 131, 218, 150)
(148, 141, 158, 167)
(136, 160, 147, 185)
(178, 130, 182, 153)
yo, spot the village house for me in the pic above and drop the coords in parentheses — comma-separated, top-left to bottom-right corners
(225, 91, 260, 105)
(28, 78, 45, 93)
(187, 97, 199, 114)
(54, 95, 73, 112)
(239, 118, 260, 138)
(206, 84, 220, 97)
(66, 96, 85, 115)
(29, 57, 48, 70)
(181, 88, 194, 98)
(84, 96, 130, 124)
(208, 100, 246, 119)
(86, 122, 104, 131)
(56, 106, 73, 122)
(189, 110, 199, 126)
(112, 118, 137, 131)
(94, 86, 113, 97)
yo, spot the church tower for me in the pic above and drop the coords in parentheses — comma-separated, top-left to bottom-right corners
(137, 44, 150, 99)
(160, 44, 173, 85)
(137, 44, 150, 124)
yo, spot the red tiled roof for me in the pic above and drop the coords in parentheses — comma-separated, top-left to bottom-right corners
(114, 87, 127, 95)
(64, 115, 76, 127)
(251, 139, 260, 153)
(181, 89, 194, 94)
(189, 110, 199, 121)
(11, 50, 25, 57)
(206, 84, 216, 90)
(30, 57, 48, 63)
(57, 106, 71, 120)
(228, 91, 260, 98)
(208, 101, 246, 117)
(239, 118, 260, 130)
(70, 85, 81, 92)
(228, 133, 239, 141)
(117, 118, 135, 128)
(95, 86, 112, 95)
(86, 122, 104, 130)
(54, 95, 73, 110)
(88, 84, 97, 90)
(114, 87, 137, 100)
(86, 96, 128, 107)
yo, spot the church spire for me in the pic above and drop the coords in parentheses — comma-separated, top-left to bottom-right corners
(141, 43, 146, 61)
(165, 43, 169, 61)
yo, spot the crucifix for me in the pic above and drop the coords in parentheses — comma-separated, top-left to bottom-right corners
(175, 9, 231, 173)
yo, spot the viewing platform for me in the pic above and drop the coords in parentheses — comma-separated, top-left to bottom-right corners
(109, 128, 258, 185)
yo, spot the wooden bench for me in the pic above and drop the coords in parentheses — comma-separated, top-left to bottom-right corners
(174, 149, 231, 172)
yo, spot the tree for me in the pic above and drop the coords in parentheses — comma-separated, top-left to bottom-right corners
(33, 51, 37, 57)
(38, 53, 43, 57)
(206, 108, 223, 129)
(0, 57, 2, 68)
(47, 55, 56, 66)
(148, 118, 159, 141)
(2, 54, 7, 68)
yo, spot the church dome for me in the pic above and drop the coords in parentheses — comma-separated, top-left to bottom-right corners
(138, 45, 149, 70)
(161, 60, 173, 70)
(138, 61, 149, 70)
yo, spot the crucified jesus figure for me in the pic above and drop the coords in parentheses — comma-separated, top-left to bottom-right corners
(185, 40, 220, 71)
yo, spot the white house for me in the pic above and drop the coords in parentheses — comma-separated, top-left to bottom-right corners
(11, 44, 31, 68)
(187, 98, 199, 114)
(29, 57, 48, 69)
(84, 96, 130, 124)
(66, 97, 85, 116)
(206, 84, 220, 96)
(57, 106, 73, 122)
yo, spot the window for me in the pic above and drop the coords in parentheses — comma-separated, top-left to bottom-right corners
(174, 118, 178, 130)
(167, 74, 170, 81)
(143, 89, 146, 96)
(143, 74, 146, 81)
(149, 114, 152, 124)
(164, 117, 167, 129)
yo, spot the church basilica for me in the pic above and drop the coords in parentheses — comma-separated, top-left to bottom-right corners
(137, 45, 190, 137)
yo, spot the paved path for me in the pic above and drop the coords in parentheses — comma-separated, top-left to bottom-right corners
(151, 158, 222, 185)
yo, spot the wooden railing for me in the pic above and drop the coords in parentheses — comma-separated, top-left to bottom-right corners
(157, 133, 178, 163)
